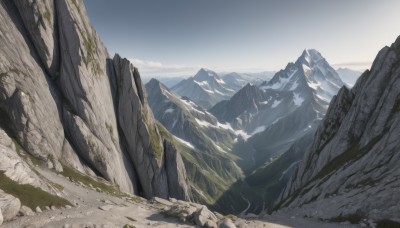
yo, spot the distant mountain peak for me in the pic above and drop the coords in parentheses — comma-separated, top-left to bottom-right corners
(195, 68, 219, 80)
(297, 49, 324, 67)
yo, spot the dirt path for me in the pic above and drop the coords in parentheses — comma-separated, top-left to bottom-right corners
(2, 167, 361, 227)
(3, 168, 194, 228)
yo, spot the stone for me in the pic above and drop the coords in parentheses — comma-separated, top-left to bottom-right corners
(35, 206, 42, 213)
(98, 205, 113, 211)
(0, 209, 3, 226)
(0, 191, 21, 221)
(0, 129, 54, 192)
(50, 205, 57, 211)
(19, 205, 35, 216)
(152, 197, 173, 206)
(219, 219, 236, 228)
(194, 206, 218, 227)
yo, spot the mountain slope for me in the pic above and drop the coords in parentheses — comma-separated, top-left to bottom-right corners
(209, 49, 344, 212)
(145, 79, 243, 211)
(0, 0, 190, 205)
(274, 37, 400, 224)
(172, 68, 236, 109)
(221, 72, 264, 91)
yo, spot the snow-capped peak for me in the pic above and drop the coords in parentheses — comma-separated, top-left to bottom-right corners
(194, 68, 221, 81)
(298, 49, 324, 66)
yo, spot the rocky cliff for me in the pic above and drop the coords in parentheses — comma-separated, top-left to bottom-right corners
(274, 36, 400, 224)
(0, 0, 190, 201)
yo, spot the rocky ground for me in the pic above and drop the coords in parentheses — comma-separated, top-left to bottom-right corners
(1, 166, 361, 228)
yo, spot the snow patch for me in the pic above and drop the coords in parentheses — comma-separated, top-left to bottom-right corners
(164, 108, 174, 114)
(293, 93, 304, 106)
(216, 78, 226, 84)
(235, 130, 251, 140)
(194, 80, 209, 87)
(271, 99, 282, 108)
(251, 126, 266, 135)
(174, 136, 195, 149)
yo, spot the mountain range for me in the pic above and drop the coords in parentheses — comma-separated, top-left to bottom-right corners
(145, 79, 244, 212)
(0, 0, 399, 227)
(172, 68, 238, 109)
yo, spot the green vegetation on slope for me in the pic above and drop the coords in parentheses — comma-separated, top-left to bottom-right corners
(0, 171, 72, 210)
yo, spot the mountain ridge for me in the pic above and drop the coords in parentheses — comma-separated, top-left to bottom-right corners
(273, 36, 400, 224)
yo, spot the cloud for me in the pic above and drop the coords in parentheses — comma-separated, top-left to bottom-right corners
(331, 61, 372, 70)
(128, 58, 199, 78)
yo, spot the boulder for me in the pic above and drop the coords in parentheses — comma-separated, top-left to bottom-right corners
(19, 205, 35, 216)
(98, 205, 113, 211)
(0, 191, 21, 221)
(0, 209, 3, 225)
(35, 206, 42, 213)
(152, 197, 173, 206)
(219, 219, 236, 228)
(194, 206, 218, 227)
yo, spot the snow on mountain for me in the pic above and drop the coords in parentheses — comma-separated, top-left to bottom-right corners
(145, 79, 243, 211)
(221, 72, 264, 91)
(209, 49, 345, 212)
(172, 68, 236, 108)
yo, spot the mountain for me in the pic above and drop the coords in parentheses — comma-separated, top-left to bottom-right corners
(211, 49, 343, 142)
(210, 49, 344, 212)
(142, 76, 188, 88)
(0, 0, 191, 218)
(172, 68, 236, 109)
(243, 71, 276, 81)
(221, 72, 264, 91)
(336, 67, 363, 87)
(273, 37, 400, 225)
(145, 79, 244, 212)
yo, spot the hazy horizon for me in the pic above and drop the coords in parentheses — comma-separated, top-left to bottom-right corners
(84, 0, 400, 78)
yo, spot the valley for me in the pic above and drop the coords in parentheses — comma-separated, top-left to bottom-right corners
(0, 0, 399, 227)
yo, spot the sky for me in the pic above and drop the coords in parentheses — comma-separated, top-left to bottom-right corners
(83, 0, 400, 78)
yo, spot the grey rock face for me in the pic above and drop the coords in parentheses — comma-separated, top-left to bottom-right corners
(0, 0, 65, 162)
(0, 190, 21, 222)
(164, 139, 192, 200)
(113, 54, 166, 198)
(274, 37, 400, 222)
(0, 0, 190, 202)
(14, 0, 59, 75)
(0, 128, 55, 192)
(56, 0, 135, 194)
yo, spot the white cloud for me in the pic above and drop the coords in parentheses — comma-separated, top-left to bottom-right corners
(128, 58, 198, 78)
(331, 61, 371, 71)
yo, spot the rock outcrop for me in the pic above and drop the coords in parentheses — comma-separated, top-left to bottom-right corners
(0, 0, 190, 202)
(0, 190, 21, 222)
(0, 128, 55, 192)
(274, 36, 400, 223)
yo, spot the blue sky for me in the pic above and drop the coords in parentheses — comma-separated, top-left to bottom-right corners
(84, 0, 400, 78)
